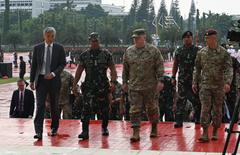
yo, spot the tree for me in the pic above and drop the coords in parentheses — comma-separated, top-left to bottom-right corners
(126, 0, 139, 26)
(196, 9, 200, 31)
(81, 4, 108, 18)
(148, 0, 155, 33)
(61, 24, 84, 47)
(188, 0, 196, 32)
(169, 0, 181, 29)
(6, 31, 23, 49)
(136, 0, 149, 22)
(3, 0, 10, 33)
(157, 0, 168, 27)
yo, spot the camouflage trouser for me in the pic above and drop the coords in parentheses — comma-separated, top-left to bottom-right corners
(45, 100, 72, 119)
(199, 88, 224, 128)
(159, 97, 174, 122)
(176, 82, 201, 124)
(129, 89, 159, 128)
(81, 92, 109, 129)
(59, 102, 72, 119)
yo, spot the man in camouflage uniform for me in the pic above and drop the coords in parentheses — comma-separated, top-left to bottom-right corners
(110, 81, 124, 120)
(59, 70, 74, 119)
(122, 29, 164, 142)
(45, 70, 74, 119)
(172, 31, 201, 128)
(73, 32, 117, 140)
(159, 75, 175, 122)
(192, 29, 233, 142)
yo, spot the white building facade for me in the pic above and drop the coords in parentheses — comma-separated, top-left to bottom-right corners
(0, 0, 126, 17)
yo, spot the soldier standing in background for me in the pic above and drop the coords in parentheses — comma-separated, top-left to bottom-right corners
(73, 32, 117, 140)
(192, 29, 233, 142)
(122, 29, 164, 142)
(109, 81, 124, 120)
(172, 31, 201, 128)
(59, 70, 74, 119)
(159, 75, 175, 122)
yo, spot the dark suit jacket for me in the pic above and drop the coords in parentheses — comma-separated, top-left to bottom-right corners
(20, 61, 26, 74)
(30, 42, 66, 87)
(10, 89, 35, 118)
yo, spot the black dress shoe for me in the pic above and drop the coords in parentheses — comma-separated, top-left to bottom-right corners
(50, 128, 58, 136)
(102, 128, 109, 136)
(78, 132, 89, 140)
(34, 133, 42, 140)
(174, 123, 183, 128)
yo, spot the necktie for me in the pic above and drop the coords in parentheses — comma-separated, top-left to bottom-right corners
(45, 45, 51, 75)
(19, 91, 23, 111)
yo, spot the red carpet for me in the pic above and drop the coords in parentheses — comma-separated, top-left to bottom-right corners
(1, 118, 239, 153)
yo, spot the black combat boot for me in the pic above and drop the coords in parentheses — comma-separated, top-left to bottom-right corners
(102, 115, 109, 136)
(130, 127, 140, 142)
(78, 120, 89, 140)
(174, 114, 183, 128)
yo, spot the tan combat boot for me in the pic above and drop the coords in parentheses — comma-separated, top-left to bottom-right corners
(150, 123, 158, 138)
(198, 127, 210, 143)
(212, 127, 218, 140)
(130, 128, 140, 142)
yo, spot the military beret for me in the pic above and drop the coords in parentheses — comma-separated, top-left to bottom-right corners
(132, 28, 146, 38)
(205, 29, 217, 36)
(89, 32, 99, 41)
(182, 31, 193, 39)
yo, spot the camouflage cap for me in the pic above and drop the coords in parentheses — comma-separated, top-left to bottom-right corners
(132, 28, 146, 38)
(205, 29, 217, 36)
(182, 31, 193, 39)
(89, 32, 100, 41)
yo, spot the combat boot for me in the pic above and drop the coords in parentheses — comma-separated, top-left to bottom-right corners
(150, 123, 158, 138)
(212, 127, 218, 140)
(78, 121, 89, 140)
(198, 127, 209, 143)
(174, 114, 183, 128)
(130, 128, 140, 142)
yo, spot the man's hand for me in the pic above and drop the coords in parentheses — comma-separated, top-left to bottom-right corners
(156, 82, 164, 93)
(44, 73, 54, 80)
(122, 84, 128, 93)
(224, 84, 231, 93)
(192, 84, 198, 94)
(30, 82, 35, 90)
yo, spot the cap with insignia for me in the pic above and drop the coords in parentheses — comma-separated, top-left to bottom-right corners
(182, 31, 193, 39)
(205, 29, 217, 36)
(89, 32, 99, 41)
(132, 28, 146, 38)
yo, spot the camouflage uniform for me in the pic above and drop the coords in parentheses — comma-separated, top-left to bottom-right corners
(175, 45, 201, 125)
(122, 43, 164, 128)
(110, 81, 123, 120)
(193, 46, 233, 129)
(79, 48, 113, 131)
(159, 75, 175, 122)
(59, 70, 74, 119)
(45, 71, 74, 119)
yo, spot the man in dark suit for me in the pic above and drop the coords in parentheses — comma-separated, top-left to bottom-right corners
(19, 56, 29, 87)
(30, 27, 66, 140)
(9, 79, 34, 118)
(19, 56, 26, 79)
